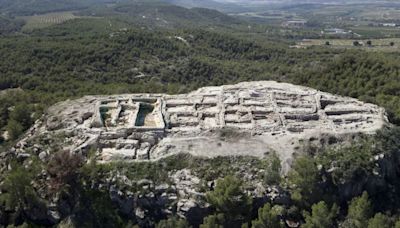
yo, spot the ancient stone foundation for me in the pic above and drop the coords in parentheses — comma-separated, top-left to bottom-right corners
(37, 81, 388, 169)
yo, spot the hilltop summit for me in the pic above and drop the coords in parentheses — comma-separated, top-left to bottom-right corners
(15, 81, 388, 171)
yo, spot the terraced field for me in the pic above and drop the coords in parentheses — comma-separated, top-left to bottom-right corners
(20, 12, 79, 31)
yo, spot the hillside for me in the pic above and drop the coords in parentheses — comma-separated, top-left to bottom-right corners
(0, 16, 24, 34)
(0, 0, 244, 17)
(1, 81, 400, 226)
(78, 2, 243, 29)
(1, 1, 400, 227)
(0, 0, 90, 15)
(0, 1, 245, 35)
(163, 0, 246, 12)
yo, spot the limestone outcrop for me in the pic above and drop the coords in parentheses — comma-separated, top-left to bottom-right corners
(17, 81, 388, 170)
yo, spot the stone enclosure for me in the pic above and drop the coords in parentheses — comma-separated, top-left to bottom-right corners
(37, 81, 387, 168)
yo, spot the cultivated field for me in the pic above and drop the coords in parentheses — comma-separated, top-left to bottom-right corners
(358, 8, 400, 21)
(20, 12, 80, 31)
(298, 38, 400, 52)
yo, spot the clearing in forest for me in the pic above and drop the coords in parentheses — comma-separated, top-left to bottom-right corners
(20, 12, 80, 31)
(297, 38, 400, 52)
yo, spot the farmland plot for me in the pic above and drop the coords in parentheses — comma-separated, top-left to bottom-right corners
(20, 12, 80, 31)
(298, 38, 400, 52)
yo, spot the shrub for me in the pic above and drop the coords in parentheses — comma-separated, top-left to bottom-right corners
(206, 175, 252, 221)
(302, 201, 339, 228)
(157, 217, 190, 228)
(367, 213, 392, 228)
(47, 150, 83, 192)
(264, 152, 282, 185)
(9, 104, 33, 130)
(6, 119, 24, 140)
(251, 203, 284, 228)
(287, 156, 321, 207)
(343, 192, 373, 228)
(200, 214, 225, 228)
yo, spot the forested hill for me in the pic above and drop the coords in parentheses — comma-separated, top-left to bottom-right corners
(162, 0, 245, 12)
(78, 1, 243, 29)
(0, 0, 168, 16)
(0, 0, 242, 17)
(0, 16, 24, 35)
(0, 0, 95, 16)
(1, 3, 400, 227)
(0, 17, 399, 141)
(0, 1, 244, 34)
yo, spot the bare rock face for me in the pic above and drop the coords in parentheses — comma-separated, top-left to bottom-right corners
(20, 81, 388, 170)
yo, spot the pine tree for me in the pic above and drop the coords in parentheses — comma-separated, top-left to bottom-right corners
(302, 201, 339, 228)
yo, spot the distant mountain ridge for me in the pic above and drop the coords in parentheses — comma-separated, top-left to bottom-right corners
(1, 0, 397, 16)
(164, 0, 226, 8)
(162, 0, 247, 12)
(0, 0, 244, 17)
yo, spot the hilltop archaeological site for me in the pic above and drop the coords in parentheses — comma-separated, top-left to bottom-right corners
(16, 81, 388, 169)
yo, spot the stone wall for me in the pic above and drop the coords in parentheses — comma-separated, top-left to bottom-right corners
(25, 81, 388, 166)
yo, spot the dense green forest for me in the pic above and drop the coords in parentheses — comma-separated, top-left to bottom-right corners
(0, 16, 24, 35)
(76, 2, 242, 29)
(0, 17, 399, 143)
(1, 1, 400, 227)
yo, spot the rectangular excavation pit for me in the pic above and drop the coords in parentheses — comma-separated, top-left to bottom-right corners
(100, 100, 118, 106)
(320, 99, 340, 109)
(132, 98, 157, 103)
(251, 107, 274, 115)
(284, 114, 320, 122)
(201, 112, 217, 118)
(242, 97, 271, 106)
(254, 112, 281, 126)
(224, 116, 252, 124)
(115, 105, 136, 127)
(330, 115, 365, 124)
(276, 101, 315, 109)
(253, 113, 272, 120)
(100, 106, 117, 127)
(225, 109, 238, 115)
(135, 103, 157, 127)
(170, 116, 199, 127)
(128, 98, 165, 130)
(344, 118, 365, 124)
(174, 113, 197, 118)
(325, 109, 367, 116)
(252, 109, 277, 120)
